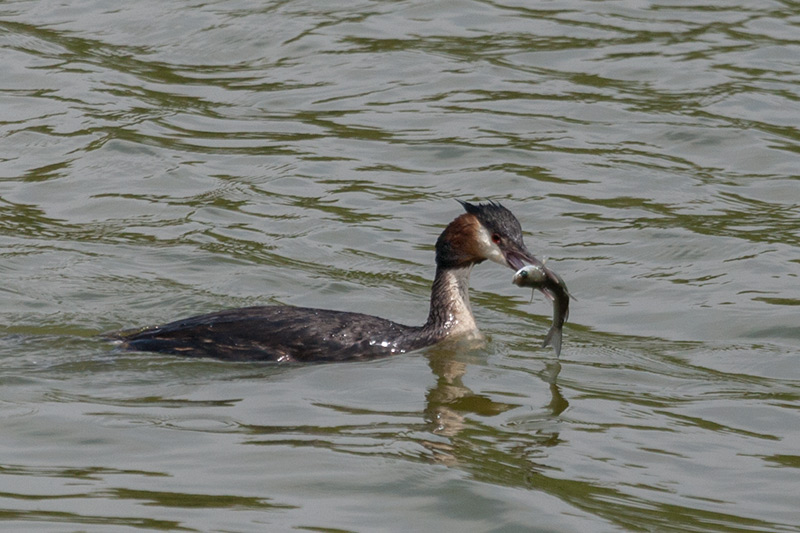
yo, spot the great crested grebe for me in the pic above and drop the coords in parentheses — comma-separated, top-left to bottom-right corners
(113, 200, 562, 362)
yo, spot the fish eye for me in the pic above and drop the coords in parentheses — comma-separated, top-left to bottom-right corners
(520, 270, 529, 278)
(491, 233, 501, 244)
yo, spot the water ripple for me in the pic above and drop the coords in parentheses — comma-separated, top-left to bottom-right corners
(2, 0, 799, 531)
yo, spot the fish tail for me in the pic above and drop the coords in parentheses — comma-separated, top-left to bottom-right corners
(542, 326, 562, 357)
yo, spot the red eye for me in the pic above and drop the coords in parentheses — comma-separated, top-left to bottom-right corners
(491, 233, 501, 244)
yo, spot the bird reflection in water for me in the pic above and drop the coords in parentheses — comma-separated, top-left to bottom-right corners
(419, 341, 569, 467)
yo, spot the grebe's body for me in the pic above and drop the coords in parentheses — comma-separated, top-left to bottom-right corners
(115, 201, 558, 362)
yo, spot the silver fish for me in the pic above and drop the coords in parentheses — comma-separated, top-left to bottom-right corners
(513, 261, 573, 357)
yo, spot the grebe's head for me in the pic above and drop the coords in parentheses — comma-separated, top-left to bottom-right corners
(435, 200, 543, 270)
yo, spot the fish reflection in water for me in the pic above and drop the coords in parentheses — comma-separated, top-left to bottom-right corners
(512, 261, 573, 357)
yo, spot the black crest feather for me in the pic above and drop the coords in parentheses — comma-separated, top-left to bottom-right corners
(457, 199, 522, 238)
